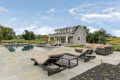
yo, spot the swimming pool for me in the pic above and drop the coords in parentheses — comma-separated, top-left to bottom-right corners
(5, 45, 56, 52)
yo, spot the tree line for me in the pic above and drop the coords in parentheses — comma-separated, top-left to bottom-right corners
(0, 25, 112, 44)
(21, 30, 48, 40)
(22, 30, 35, 40)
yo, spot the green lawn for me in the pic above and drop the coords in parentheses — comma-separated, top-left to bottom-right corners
(66, 45, 85, 48)
(1, 39, 53, 44)
(107, 38, 120, 51)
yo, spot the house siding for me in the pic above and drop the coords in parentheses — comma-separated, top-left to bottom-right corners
(73, 27, 86, 45)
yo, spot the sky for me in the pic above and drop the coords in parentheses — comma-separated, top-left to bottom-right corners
(0, 0, 120, 37)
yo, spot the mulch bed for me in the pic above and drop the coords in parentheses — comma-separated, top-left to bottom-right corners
(70, 63, 120, 80)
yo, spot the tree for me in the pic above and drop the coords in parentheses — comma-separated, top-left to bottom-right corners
(0, 25, 15, 40)
(0, 26, 4, 40)
(30, 31, 35, 40)
(36, 35, 42, 39)
(83, 26, 91, 43)
(83, 26, 111, 44)
(97, 28, 108, 44)
(90, 28, 109, 44)
(22, 30, 35, 40)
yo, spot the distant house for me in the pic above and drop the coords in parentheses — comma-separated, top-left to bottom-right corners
(48, 25, 87, 45)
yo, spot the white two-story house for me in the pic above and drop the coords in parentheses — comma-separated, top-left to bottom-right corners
(48, 25, 87, 45)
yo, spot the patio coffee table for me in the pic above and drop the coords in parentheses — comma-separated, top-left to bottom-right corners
(57, 54, 78, 68)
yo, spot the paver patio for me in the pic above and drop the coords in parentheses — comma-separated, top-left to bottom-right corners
(0, 46, 120, 80)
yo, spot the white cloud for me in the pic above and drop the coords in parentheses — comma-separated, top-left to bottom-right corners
(88, 26, 99, 33)
(80, 12, 120, 23)
(14, 25, 55, 35)
(14, 25, 37, 35)
(14, 27, 25, 35)
(69, 5, 120, 22)
(5, 18, 17, 26)
(68, 2, 120, 23)
(0, 6, 8, 12)
(68, 8, 79, 15)
(46, 8, 55, 13)
(35, 26, 55, 35)
(10, 18, 17, 21)
(39, 16, 56, 21)
(114, 30, 120, 37)
(26, 25, 36, 31)
(33, 21, 41, 24)
(37, 13, 56, 21)
(102, 8, 115, 12)
(68, 4, 96, 15)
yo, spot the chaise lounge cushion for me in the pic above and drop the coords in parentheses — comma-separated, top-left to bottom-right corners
(65, 52, 86, 57)
(85, 44, 104, 51)
(82, 48, 88, 53)
(31, 56, 50, 65)
(75, 48, 90, 54)
(67, 52, 81, 56)
(75, 48, 83, 50)
(47, 52, 64, 58)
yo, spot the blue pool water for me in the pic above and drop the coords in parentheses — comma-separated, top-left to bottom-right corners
(5, 45, 55, 52)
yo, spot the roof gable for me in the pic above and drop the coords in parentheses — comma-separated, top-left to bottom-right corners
(55, 25, 82, 33)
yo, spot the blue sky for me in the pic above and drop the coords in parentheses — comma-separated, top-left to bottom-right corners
(0, 0, 120, 37)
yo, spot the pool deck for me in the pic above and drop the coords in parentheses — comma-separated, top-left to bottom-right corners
(0, 46, 120, 80)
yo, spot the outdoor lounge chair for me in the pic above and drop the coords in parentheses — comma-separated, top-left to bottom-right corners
(64, 49, 95, 62)
(75, 47, 93, 54)
(74, 48, 95, 62)
(50, 41, 61, 46)
(36, 42, 46, 47)
(31, 53, 66, 76)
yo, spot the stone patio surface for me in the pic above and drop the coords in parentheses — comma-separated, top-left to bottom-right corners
(0, 46, 120, 80)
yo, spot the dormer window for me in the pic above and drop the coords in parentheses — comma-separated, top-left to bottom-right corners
(78, 37, 80, 40)
(64, 30, 65, 33)
(66, 29, 67, 32)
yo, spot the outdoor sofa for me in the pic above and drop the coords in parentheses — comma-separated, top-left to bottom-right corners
(95, 45, 114, 55)
(31, 53, 66, 76)
(81, 44, 114, 55)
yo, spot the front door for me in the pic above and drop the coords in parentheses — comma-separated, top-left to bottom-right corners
(68, 36, 73, 44)
(61, 37, 65, 43)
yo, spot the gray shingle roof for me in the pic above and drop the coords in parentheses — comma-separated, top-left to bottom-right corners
(55, 25, 82, 33)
